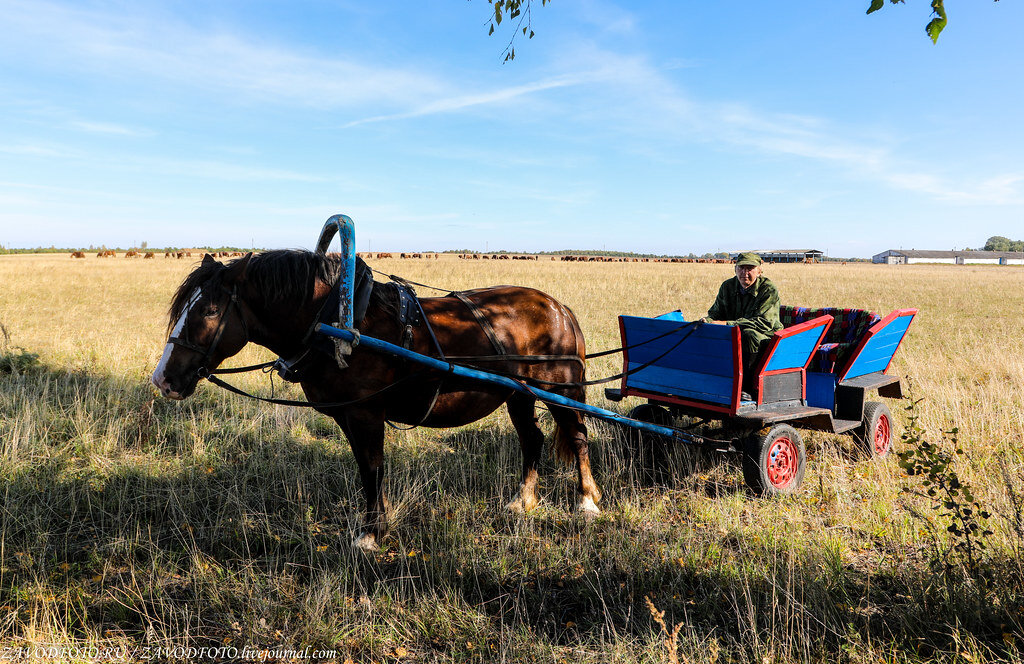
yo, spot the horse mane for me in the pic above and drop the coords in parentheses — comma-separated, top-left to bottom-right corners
(167, 257, 223, 333)
(167, 250, 394, 333)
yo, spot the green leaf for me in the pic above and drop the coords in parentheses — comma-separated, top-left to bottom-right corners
(926, 0, 947, 43)
(495, 1, 503, 25)
(925, 17, 946, 43)
(867, 0, 885, 14)
(488, 23, 495, 36)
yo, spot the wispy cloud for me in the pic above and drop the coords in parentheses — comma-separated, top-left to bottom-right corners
(70, 120, 152, 137)
(1, 0, 446, 110)
(0, 143, 75, 158)
(575, 0, 638, 37)
(548, 43, 1024, 206)
(343, 74, 593, 127)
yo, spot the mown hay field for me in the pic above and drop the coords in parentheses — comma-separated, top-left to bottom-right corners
(0, 253, 1022, 663)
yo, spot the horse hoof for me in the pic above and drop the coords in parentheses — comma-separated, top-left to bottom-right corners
(352, 532, 379, 552)
(505, 496, 538, 514)
(578, 496, 601, 517)
(505, 499, 527, 514)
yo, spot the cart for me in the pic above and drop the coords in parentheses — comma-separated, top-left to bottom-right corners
(604, 306, 916, 494)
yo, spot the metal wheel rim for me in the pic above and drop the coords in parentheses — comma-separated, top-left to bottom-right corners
(766, 436, 798, 488)
(874, 413, 891, 455)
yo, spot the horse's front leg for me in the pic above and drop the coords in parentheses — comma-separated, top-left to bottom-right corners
(336, 407, 388, 551)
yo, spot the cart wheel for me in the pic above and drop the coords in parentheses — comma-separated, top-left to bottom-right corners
(742, 424, 806, 496)
(625, 404, 672, 480)
(854, 401, 893, 459)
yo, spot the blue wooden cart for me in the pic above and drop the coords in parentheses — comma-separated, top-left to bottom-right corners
(313, 214, 916, 496)
(605, 305, 916, 493)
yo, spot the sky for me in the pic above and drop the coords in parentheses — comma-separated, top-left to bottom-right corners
(1, 1, 1022, 257)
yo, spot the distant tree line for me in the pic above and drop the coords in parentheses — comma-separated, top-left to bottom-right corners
(982, 236, 1024, 252)
(442, 248, 871, 261)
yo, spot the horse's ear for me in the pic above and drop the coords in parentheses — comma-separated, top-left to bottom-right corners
(225, 252, 252, 284)
(202, 253, 218, 266)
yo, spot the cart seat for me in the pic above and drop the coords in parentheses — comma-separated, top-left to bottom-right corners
(780, 306, 881, 374)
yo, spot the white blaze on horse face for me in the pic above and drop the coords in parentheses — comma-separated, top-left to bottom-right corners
(152, 288, 202, 398)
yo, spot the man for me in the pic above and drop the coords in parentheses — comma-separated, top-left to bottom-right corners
(701, 252, 783, 390)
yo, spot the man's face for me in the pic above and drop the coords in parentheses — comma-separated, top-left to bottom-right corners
(735, 264, 761, 289)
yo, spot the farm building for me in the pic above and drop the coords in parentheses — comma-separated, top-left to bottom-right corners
(872, 249, 1024, 265)
(729, 249, 824, 263)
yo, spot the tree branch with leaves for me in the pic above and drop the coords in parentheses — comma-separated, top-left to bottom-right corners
(868, 0, 999, 44)
(485, 0, 547, 62)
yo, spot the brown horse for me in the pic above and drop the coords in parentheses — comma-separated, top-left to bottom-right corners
(151, 250, 599, 550)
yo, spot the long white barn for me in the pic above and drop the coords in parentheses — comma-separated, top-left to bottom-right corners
(873, 249, 1024, 265)
(729, 249, 825, 263)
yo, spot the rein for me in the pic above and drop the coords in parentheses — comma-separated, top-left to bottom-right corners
(365, 265, 659, 361)
(180, 265, 699, 414)
(204, 369, 437, 410)
(463, 321, 699, 390)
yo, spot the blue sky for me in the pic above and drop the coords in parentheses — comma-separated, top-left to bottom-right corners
(1, 1, 1021, 257)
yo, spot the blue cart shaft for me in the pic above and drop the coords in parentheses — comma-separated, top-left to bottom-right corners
(315, 323, 694, 445)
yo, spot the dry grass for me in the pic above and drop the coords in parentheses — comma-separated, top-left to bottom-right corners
(0, 253, 1022, 662)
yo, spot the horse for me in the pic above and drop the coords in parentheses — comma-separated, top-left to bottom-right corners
(151, 250, 600, 551)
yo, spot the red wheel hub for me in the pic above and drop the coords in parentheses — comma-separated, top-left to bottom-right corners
(766, 436, 798, 488)
(874, 414, 891, 455)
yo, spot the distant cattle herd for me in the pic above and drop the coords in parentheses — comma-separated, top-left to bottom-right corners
(354, 252, 731, 262)
(71, 250, 245, 259)
(67, 249, 810, 265)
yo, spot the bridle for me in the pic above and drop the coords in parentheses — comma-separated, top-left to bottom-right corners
(168, 283, 249, 379)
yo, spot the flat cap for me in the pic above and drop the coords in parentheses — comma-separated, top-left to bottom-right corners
(735, 252, 763, 267)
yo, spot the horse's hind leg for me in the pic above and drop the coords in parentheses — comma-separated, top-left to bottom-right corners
(336, 408, 389, 551)
(549, 405, 601, 515)
(506, 395, 545, 513)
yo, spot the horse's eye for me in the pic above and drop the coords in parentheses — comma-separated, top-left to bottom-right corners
(204, 307, 220, 318)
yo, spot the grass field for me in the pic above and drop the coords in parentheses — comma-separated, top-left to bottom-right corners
(0, 253, 1022, 663)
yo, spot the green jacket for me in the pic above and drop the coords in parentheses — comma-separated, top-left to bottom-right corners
(707, 275, 784, 341)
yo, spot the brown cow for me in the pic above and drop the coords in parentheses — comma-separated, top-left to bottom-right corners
(144, 252, 155, 259)
(125, 250, 139, 258)
(70, 251, 85, 258)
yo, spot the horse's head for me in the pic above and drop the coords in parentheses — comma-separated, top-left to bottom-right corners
(152, 253, 253, 399)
